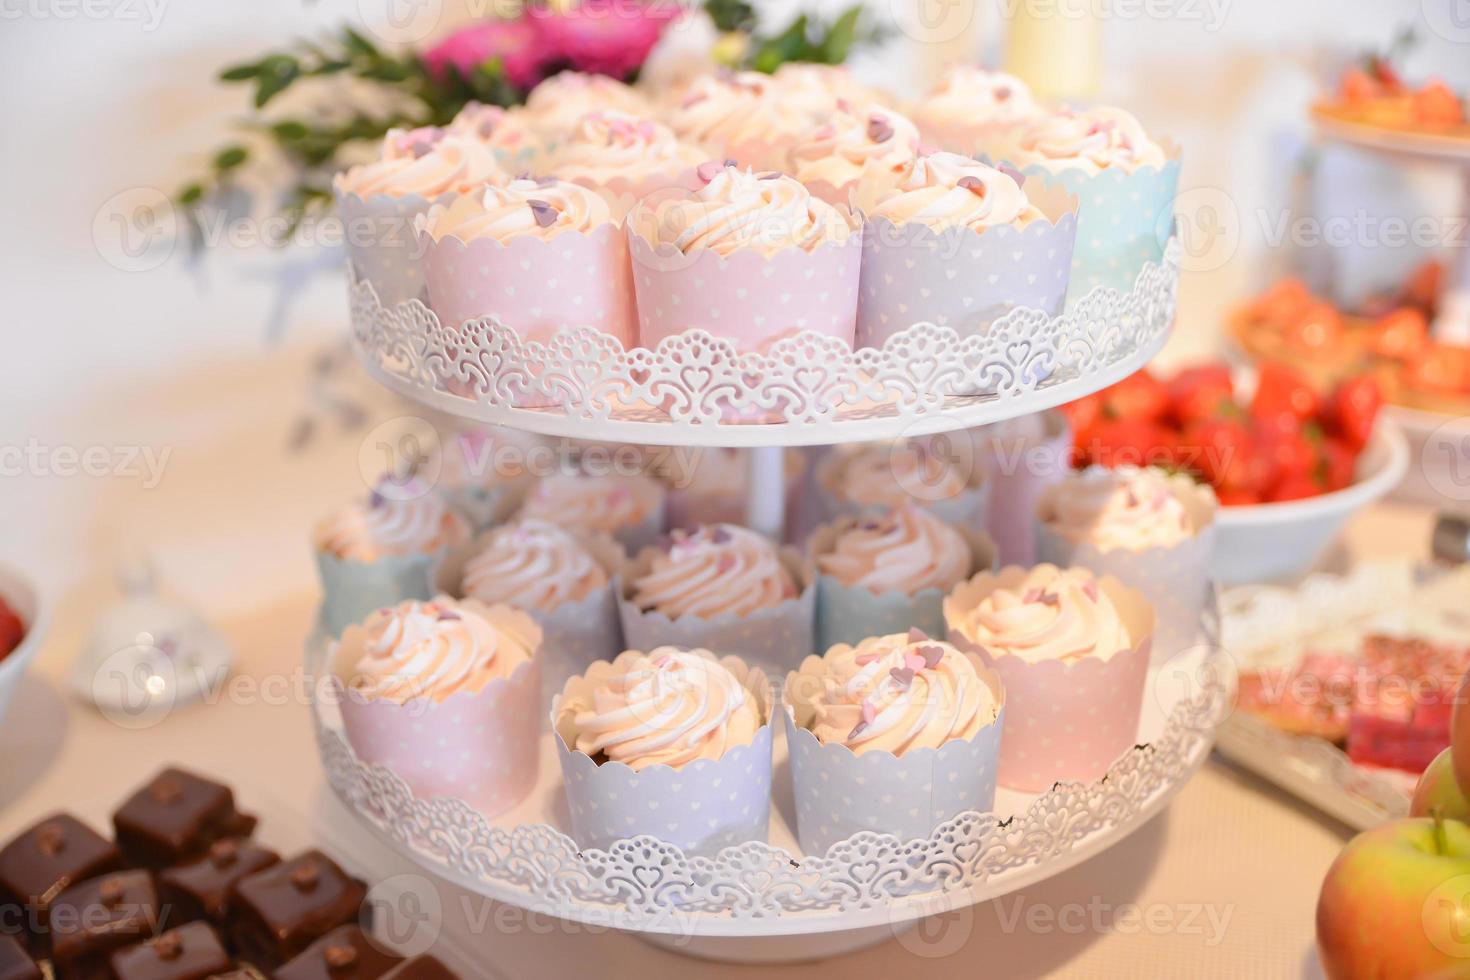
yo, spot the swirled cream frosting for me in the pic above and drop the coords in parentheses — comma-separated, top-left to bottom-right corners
(801, 629, 999, 755)
(445, 102, 538, 156)
(913, 66, 1039, 132)
(522, 71, 651, 137)
(860, 151, 1043, 232)
(545, 110, 705, 184)
(345, 597, 536, 703)
(664, 71, 808, 151)
(632, 524, 798, 619)
(566, 647, 764, 770)
(460, 519, 610, 613)
(822, 440, 974, 510)
(1009, 106, 1169, 175)
(1040, 465, 1196, 552)
(643, 164, 856, 256)
(950, 565, 1133, 664)
(516, 474, 660, 536)
(418, 177, 612, 244)
(787, 104, 919, 190)
(335, 127, 505, 199)
(315, 482, 469, 561)
(817, 504, 972, 596)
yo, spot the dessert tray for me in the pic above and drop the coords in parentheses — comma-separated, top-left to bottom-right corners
(1311, 104, 1470, 163)
(348, 237, 1181, 447)
(306, 618, 1227, 962)
(1215, 561, 1470, 830)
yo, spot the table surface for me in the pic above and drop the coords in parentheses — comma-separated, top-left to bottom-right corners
(0, 333, 1436, 978)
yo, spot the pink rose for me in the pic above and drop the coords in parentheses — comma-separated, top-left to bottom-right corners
(423, 18, 550, 91)
(529, 1, 677, 80)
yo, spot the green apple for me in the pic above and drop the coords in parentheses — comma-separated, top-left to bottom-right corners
(1318, 816, 1470, 979)
(1413, 748, 1470, 821)
(1453, 668, 1470, 801)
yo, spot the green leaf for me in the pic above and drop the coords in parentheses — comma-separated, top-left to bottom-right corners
(219, 62, 260, 82)
(270, 120, 309, 141)
(213, 145, 249, 171)
(342, 27, 380, 58)
(253, 55, 300, 108)
(177, 183, 205, 205)
(819, 7, 862, 64)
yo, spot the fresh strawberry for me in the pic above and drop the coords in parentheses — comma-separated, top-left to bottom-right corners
(1367, 55, 1405, 94)
(1098, 369, 1170, 424)
(1268, 473, 1326, 503)
(1216, 487, 1264, 506)
(1400, 260, 1444, 316)
(1077, 418, 1174, 470)
(1251, 278, 1314, 324)
(1339, 67, 1381, 104)
(1257, 424, 1315, 489)
(0, 602, 23, 661)
(1366, 307, 1429, 361)
(1167, 365, 1235, 425)
(1324, 375, 1384, 450)
(1060, 391, 1105, 442)
(1405, 343, 1470, 394)
(1316, 436, 1357, 492)
(1179, 418, 1258, 491)
(1412, 79, 1464, 128)
(1250, 362, 1321, 429)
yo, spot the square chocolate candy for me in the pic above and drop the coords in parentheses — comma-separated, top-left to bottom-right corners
(275, 925, 403, 980)
(113, 769, 258, 868)
(0, 935, 40, 980)
(0, 813, 123, 951)
(158, 839, 280, 928)
(382, 955, 460, 979)
(110, 921, 231, 980)
(227, 851, 367, 969)
(49, 869, 162, 980)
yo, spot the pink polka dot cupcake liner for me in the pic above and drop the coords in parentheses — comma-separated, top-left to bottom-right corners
(944, 568, 1155, 792)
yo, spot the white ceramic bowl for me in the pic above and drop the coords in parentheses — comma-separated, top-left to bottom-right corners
(0, 562, 46, 726)
(1212, 421, 1410, 587)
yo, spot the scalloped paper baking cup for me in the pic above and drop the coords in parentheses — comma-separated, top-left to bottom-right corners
(329, 609, 543, 819)
(416, 218, 636, 346)
(440, 481, 524, 535)
(335, 187, 450, 309)
(853, 180, 1078, 350)
(781, 653, 1005, 855)
(944, 567, 1154, 792)
(807, 517, 999, 651)
(551, 652, 773, 854)
(315, 548, 451, 638)
(617, 548, 815, 674)
(626, 221, 862, 352)
(972, 411, 1072, 566)
(1007, 150, 1180, 304)
(1035, 476, 1216, 665)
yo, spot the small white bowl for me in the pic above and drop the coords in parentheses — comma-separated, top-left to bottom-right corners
(0, 562, 47, 726)
(1213, 421, 1410, 586)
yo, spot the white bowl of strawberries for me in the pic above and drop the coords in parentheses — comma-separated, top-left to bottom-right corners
(0, 562, 45, 729)
(1064, 361, 1409, 586)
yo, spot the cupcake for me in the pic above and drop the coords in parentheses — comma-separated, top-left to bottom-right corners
(662, 71, 809, 169)
(429, 425, 542, 532)
(415, 177, 635, 347)
(769, 63, 887, 122)
(521, 71, 652, 145)
(852, 150, 1077, 351)
(809, 503, 996, 650)
(552, 647, 772, 853)
(814, 437, 990, 532)
(619, 524, 813, 672)
(542, 111, 705, 217)
(331, 597, 542, 818)
(662, 447, 807, 532)
(459, 519, 624, 703)
(334, 127, 507, 307)
(1000, 106, 1179, 300)
(314, 481, 471, 636)
(782, 630, 1004, 854)
(627, 164, 861, 353)
(970, 410, 1072, 566)
(445, 102, 539, 171)
(1036, 465, 1216, 663)
(944, 564, 1154, 790)
(515, 473, 666, 553)
(910, 66, 1041, 158)
(786, 104, 920, 206)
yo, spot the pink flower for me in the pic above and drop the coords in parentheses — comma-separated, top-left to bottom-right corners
(423, 18, 550, 91)
(528, 1, 678, 80)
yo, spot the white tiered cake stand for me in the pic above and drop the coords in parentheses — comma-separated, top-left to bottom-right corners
(318, 240, 1231, 962)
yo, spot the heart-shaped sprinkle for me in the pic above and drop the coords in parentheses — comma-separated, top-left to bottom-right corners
(997, 162, 1027, 188)
(437, 610, 461, 621)
(867, 116, 894, 143)
(907, 627, 930, 643)
(716, 554, 736, 573)
(528, 199, 558, 228)
(919, 645, 945, 669)
(957, 175, 987, 196)
(862, 701, 877, 725)
(890, 666, 915, 687)
(1082, 578, 1099, 602)
(710, 526, 733, 544)
(904, 652, 926, 672)
(696, 160, 723, 183)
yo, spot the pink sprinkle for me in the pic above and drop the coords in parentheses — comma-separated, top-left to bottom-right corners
(1023, 588, 1044, 603)
(854, 652, 880, 666)
(848, 720, 868, 740)
(681, 91, 708, 109)
(710, 526, 733, 544)
(1082, 579, 1099, 602)
(867, 115, 894, 144)
(890, 666, 915, 687)
(957, 175, 987, 196)
(907, 627, 930, 643)
(904, 652, 927, 673)
(861, 701, 877, 725)
(919, 645, 944, 669)
(997, 163, 1027, 188)
(1039, 592, 1060, 606)
(717, 554, 737, 573)
(696, 160, 723, 183)
(995, 86, 1012, 102)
